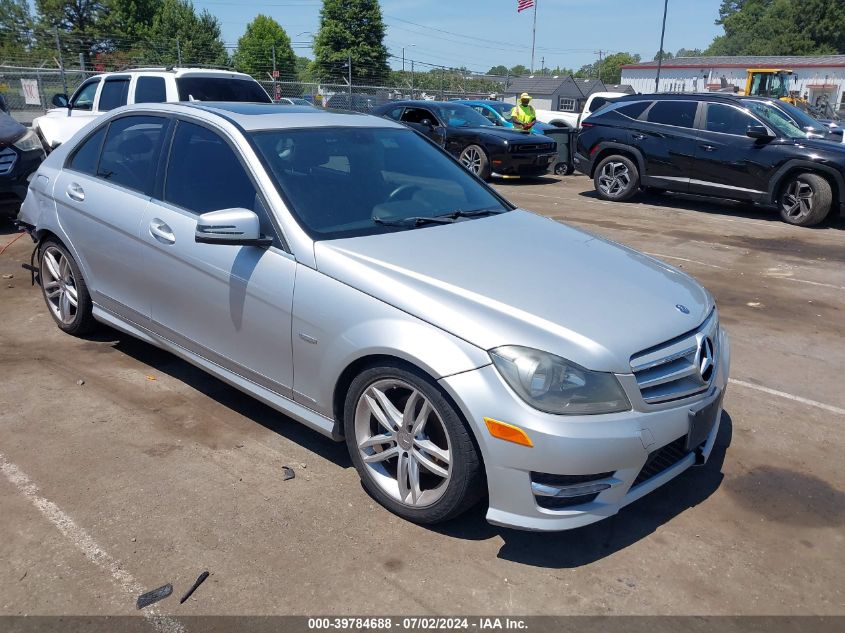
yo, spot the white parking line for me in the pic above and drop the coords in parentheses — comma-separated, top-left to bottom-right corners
(0, 453, 184, 632)
(728, 379, 845, 416)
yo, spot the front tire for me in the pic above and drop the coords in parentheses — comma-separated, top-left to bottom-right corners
(779, 173, 832, 226)
(594, 155, 639, 201)
(344, 363, 484, 524)
(39, 240, 96, 335)
(459, 144, 491, 180)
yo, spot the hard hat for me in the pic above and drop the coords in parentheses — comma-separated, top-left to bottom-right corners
(519, 92, 531, 101)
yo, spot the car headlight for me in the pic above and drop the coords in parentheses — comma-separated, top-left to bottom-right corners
(13, 129, 43, 152)
(489, 345, 631, 415)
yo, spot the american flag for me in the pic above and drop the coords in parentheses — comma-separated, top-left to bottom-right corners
(517, 0, 534, 12)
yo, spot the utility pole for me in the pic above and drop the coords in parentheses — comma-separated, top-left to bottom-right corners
(411, 60, 415, 98)
(272, 43, 278, 101)
(595, 50, 605, 82)
(540, 56, 545, 75)
(530, 0, 538, 73)
(176, 37, 182, 66)
(54, 28, 68, 97)
(402, 47, 405, 72)
(655, 0, 669, 92)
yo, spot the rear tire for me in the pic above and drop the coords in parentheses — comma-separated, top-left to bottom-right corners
(778, 173, 832, 226)
(594, 155, 639, 201)
(39, 239, 96, 335)
(344, 362, 485, 524)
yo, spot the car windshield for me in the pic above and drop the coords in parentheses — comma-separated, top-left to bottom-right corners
(439, 104, 495, 128)
(770, 99, 828, 131)
(251, 127, 509, 239)
(744, 101, 808, 138)
(176, 77, 271, 103)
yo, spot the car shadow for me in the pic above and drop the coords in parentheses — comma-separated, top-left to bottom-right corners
(433, 411, 733, 568)
(578, 189, 845, 230)
(495, 175, 562, 186)
(86, 328, 352, 469)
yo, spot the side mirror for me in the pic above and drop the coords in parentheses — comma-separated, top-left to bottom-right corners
(747, 125, 774, 140)
(52, 93, 69, 108)
(195, 208, 273, 247)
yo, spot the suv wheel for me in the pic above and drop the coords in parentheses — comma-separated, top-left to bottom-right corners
(779, 173, 832, 226)
(344, 363, 484, 524)
(594, 155, 639, 201)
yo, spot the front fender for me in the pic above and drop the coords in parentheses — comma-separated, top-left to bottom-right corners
(291, 264, 490, 419)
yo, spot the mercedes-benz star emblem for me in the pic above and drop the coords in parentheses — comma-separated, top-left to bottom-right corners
(676, 304, 690, 314)
(695, 336, 715, 383)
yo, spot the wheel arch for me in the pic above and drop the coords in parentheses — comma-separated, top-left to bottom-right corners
(590, 143, 645, 178)
(769, 160, 844, 209)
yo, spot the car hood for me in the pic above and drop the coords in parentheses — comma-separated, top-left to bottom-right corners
(0, 112, 25, 147)
(314, 210, 712, 373)
(456, 126, 545, 143)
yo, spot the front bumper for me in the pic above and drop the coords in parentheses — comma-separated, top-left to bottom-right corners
(572, 151, 593, 176)
(439, 326, 730, 531)
(492, 151, 556, 177)
(0, 146, 45, 216)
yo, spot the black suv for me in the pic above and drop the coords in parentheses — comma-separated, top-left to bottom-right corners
(574, 93, 845, 226)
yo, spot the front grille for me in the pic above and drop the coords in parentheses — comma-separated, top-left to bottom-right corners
(511, 143, 554, 153)
(0, 147, 16, 175)
(632, 436, 689, 487)
(630, 310, 718, 405)
(536, 493, 600, 509)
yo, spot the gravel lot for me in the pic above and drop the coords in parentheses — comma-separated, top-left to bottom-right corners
(1, 173, 843, 618)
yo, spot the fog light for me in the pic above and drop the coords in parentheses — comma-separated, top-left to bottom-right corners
(484, 417, 533, 447)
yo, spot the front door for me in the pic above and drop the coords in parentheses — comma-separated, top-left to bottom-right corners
(54, 78, 102, 146)
(140, 119, 296, 396)
(632, 99, 700, 192)
(53, 114, 169, 323)
(689, 102, 772, 200)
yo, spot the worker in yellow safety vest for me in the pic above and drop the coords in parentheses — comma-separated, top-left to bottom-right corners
(510, 93, 536, 132)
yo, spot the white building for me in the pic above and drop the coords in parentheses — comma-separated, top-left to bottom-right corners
(621, 55, 845, 113)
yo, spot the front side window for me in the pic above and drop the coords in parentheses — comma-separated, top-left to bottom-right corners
(176, 77, 271, 103)
(705, 103, 759, 136)
(745, 101, 807, 138)
(251, 127, 509, 240)
(98, 116, 167, 194)
(645, 100, 697, 128)
(135, 76, 167, 104)
(98, 78, 130, 111)
(70, 80, 100, 111)
(67, 126, 107, 175)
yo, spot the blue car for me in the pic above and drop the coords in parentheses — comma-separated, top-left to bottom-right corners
(454, 100, 554, 135)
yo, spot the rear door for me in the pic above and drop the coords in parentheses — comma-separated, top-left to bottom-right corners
(53, 114, 169, 322)
(96, 75, 130, 113)
(631, 99, 700, 192)
(140, 119, 297, 396)
(689, 102, 773, 200)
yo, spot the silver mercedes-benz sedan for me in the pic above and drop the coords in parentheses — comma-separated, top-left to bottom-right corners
(18, 103, 730, 531)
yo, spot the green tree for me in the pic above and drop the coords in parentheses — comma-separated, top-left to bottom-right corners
(676, 47, 704, 57)
(509, 64, 529, 76)
(707, 0, 845, 55)
(35, 0, 108, 61)
(146, 0, 227, 67)
(487, 64, 508, 76)
(103, 0, 163, 47)
(232, 15, 296, 81)
(596, 52, 639, 84)
(0, 0, 33, 57)
(311, 0, 389, 84)
(653, 50, 674, 61)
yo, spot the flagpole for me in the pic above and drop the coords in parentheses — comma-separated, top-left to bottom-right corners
(530, 0, 537, 73)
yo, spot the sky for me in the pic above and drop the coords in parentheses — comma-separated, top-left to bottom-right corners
(192, 0, 725, 74)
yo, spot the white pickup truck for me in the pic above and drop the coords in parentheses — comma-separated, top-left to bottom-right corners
(534, 91, 627, 129)
(33, 67, 271, 150)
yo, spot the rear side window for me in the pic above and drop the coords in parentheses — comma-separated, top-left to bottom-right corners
(646, 101, 697, 128)
(705, 103, 758, 136)
(616, 101, 651, 119)
(401, 107, 437, 124)
(68, 126, 107, 174)
(97, 116, 167, 194)
(98, 78, 130, 111)
(135, 76, 167, 103)
(384, 106, 404, 121)
(176, 77, 271, 103)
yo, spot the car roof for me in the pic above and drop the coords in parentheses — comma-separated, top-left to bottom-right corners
(108, 101, 405, 132)
(388, 100, 472, 108)
(85, 67, 257, 80)
(614, 92, 750, 104)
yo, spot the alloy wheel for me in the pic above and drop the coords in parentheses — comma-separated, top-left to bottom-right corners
(41, 246, 78, 325)
(597, 161, 631, 196)
(354, 379, 452, 508)
(782, 180, 814, 222)
(460, 147, 482, 174)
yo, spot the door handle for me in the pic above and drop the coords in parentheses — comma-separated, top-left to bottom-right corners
(632, 133, 646, 140)
(149, 219, 176, 245)
(66, 182, 85, 202)
(699, 144, 716, 152)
